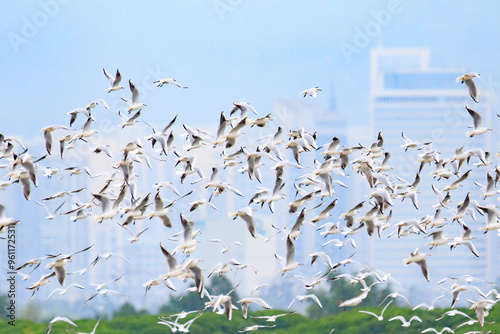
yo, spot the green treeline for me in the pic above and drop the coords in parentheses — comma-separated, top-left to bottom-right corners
(1, 306, 498, 333)
(1, 276, 498, 333)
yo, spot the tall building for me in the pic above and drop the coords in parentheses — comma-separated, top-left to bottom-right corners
(369, 48, 499, 303)
(259, 98, 358, 310)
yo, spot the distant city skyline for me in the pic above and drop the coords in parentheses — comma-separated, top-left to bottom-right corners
(367, 48, 499, 304)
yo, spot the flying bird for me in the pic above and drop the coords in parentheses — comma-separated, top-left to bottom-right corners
(103, 68, 124, 92)
(288, 293, 323, 309)
(456, 72, 480, 103)
(154, 77, 188, 89)
(465, 106, 491, 137)
(72, 317, 101, 334)
(46, 316, 78, 334)
(403, 248, 430, 282)
(359, 300, 393, 321)
(45, 244, 94, 286)
(122, 80, 147, 112)
(388, 315, 422, 327)
(229, 206, 256, 238)
(299, 86, 322, 98)
(276, 235, 303, 274)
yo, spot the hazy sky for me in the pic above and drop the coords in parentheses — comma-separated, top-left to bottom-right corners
(2, 1, 500, 139)
(3, 1, 500, 318)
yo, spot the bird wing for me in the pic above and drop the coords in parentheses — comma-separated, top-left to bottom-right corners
(69, 244, 94, 258)
(308, 294, 323, 308)
(463, 240, 479, 257)
(320, 199, 338, 216)
(486, 172, 494, 192)
(416, 259, 430, 282)
(129, 80, 139, 104)
(160, 243, 178, 271)
(216, 112, 227, 139)
(465, 79, 478, 103)
(128, 109, 142, 121)
(118, 110, 129, 122)
(136, 227, 149, 237)
(93, 193, 111, 214)
(46, 288, 60, 301)
(34, 200, 52, 215)
(188, 265, 204, 295)
(113, 70, 122, 86)
(92, 318, 101, 333)
(54, 266, 66, 286)
(47, 316, 78, 334)
(466, 106, 482, 128)
(103, 68, 114, 85)
(154, 192, 164, 211)
(287, 297, 297, 309)
(241, 214, 256, 238)
(240, 297, 271, 309)
(285, 236, 296, 266)
(162, 115, 178, 134)
(94, 99, 109, 109)
(388, 315, 405, 323)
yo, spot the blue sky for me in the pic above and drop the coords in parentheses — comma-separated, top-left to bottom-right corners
(2, 1, 499, 139)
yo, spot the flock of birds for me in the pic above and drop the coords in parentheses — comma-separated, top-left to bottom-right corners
(0, 69, 498, 333)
